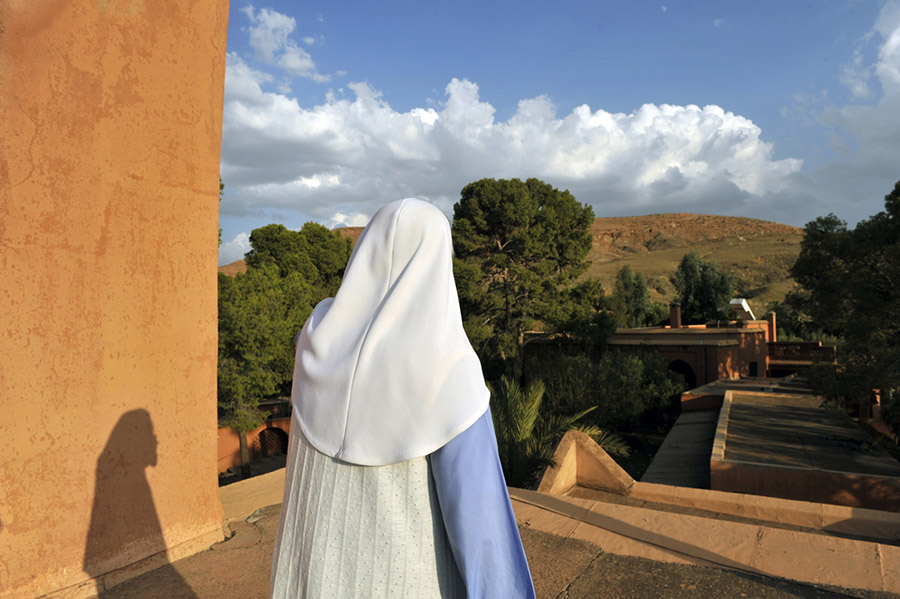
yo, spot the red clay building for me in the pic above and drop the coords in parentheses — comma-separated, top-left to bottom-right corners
(607, 303, 774, 389)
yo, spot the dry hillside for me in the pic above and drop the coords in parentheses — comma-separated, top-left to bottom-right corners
(219, 216, 802, 314)
(218, 259, 247, 276)
(585, 213, 803, 314)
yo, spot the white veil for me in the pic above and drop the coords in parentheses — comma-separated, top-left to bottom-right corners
(291, 198, 490, 466)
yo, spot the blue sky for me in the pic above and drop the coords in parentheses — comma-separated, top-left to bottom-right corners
(219, 0, 900, 264)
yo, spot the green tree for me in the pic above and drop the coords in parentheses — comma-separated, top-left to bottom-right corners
(217, 266, 317, 476)
(765, 300, 838, 344)
(245, 222, 351, 296)
(788, 181, 900, 429)
(531, 351, 685, 433)
(671, 251, 733, 324)
(451, 178, 603, 372)
(609, 265, 666, 328)
(488, 376, 628, 488)
(218, 221, 351, 477)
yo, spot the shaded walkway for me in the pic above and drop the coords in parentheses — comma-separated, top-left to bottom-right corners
(641, 409, 719, 488)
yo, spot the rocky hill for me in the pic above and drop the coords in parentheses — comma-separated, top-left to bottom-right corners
(585, 214, 803, 314)
(219, 215, 803, 315)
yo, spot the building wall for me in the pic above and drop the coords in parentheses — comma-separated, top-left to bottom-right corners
(0, 2, 228, 597)
(217, 418, 293, 474)
(710, 460, 900, 513)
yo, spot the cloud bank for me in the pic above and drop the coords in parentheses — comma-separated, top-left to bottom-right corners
(221, 57, 802, 224)
(220, 3, 900, 265)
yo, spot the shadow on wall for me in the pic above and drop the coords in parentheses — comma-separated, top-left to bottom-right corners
(83, 409, 198, 598)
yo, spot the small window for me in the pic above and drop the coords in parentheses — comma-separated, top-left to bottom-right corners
(749, 361, 758, 377)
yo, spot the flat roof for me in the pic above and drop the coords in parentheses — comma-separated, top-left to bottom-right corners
(723, 393, 900, 477)
(684, 376, 814, 397)
(608, 338, 739, 347)
(609, 326, 764, 347)
(612, 326, 765, 336)
(640, 409, 719, 488)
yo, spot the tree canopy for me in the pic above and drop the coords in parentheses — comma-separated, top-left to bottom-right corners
(788, 180, 900, 428)
(609, 265, 667, 328)
(245, 222, 350, 296)
(217, 266, 316, 427)
(528, 351, 685, 433)
(451, 178, 609, 372)
(671, 251, 734, 324)
(218, 222, 352, 474)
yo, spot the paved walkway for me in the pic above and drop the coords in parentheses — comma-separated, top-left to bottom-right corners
(94, 468, 895, 599)
(640, 409, 719, 488)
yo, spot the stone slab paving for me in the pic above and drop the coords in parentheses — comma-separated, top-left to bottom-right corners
(92, 470, 898, 599)
(98, 504, 894, 599)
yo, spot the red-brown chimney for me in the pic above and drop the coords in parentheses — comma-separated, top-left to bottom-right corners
(767, 311, 777, 343)
(669, 302, 682, 329)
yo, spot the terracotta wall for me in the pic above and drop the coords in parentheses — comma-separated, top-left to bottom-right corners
(710, 460, 900, 513)
(712, 331, 766, 381)
(217, 418, 293, 474)
(0, 1, 229, 597)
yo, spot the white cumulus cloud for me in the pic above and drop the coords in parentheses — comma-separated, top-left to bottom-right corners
(327, 211, 371, 229)
(219, 232, 252, 264)
(220, 56, 803, 225)
(241, 5, 329, 82)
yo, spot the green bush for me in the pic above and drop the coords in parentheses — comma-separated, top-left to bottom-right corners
(489, 376, 628, 489)
(527, 350, 685, 433)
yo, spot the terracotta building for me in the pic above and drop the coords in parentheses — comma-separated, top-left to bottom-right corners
(607, 303, 774, 389)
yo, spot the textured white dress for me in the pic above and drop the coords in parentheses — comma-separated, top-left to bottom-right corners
(269, 413, 465, 599)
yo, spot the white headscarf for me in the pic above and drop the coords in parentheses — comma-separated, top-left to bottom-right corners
(291, 198, 490, 466)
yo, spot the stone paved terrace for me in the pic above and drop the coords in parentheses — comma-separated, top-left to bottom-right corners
(94, 469, 899, 599)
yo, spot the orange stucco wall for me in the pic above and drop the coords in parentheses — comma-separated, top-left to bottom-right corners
(0, 2, 228, 597)
(217, 418, 293, 473)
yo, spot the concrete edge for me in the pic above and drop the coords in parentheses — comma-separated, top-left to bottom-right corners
(710, 390, 731, 462)
(537, 430, 634, 496)
(219, 468, 287, 523)
(537, 430, 578, 495)
(630, 480, 900, 542)
(511, 487, 899, 595)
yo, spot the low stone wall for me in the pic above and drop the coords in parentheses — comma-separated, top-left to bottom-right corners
(540, 429, 900, 542)
(711, 391, 900, 512)
(710, 458, 900, 513)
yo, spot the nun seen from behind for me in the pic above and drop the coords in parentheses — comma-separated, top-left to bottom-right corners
(269, 198, 535, 598)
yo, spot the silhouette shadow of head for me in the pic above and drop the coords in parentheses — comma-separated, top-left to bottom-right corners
(83, 409, 197, 598)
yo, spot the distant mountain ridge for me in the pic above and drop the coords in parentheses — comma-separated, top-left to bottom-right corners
(219, 214, 803, 315)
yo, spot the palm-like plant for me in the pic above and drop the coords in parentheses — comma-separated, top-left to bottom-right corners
(489, 375, 629, 488)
